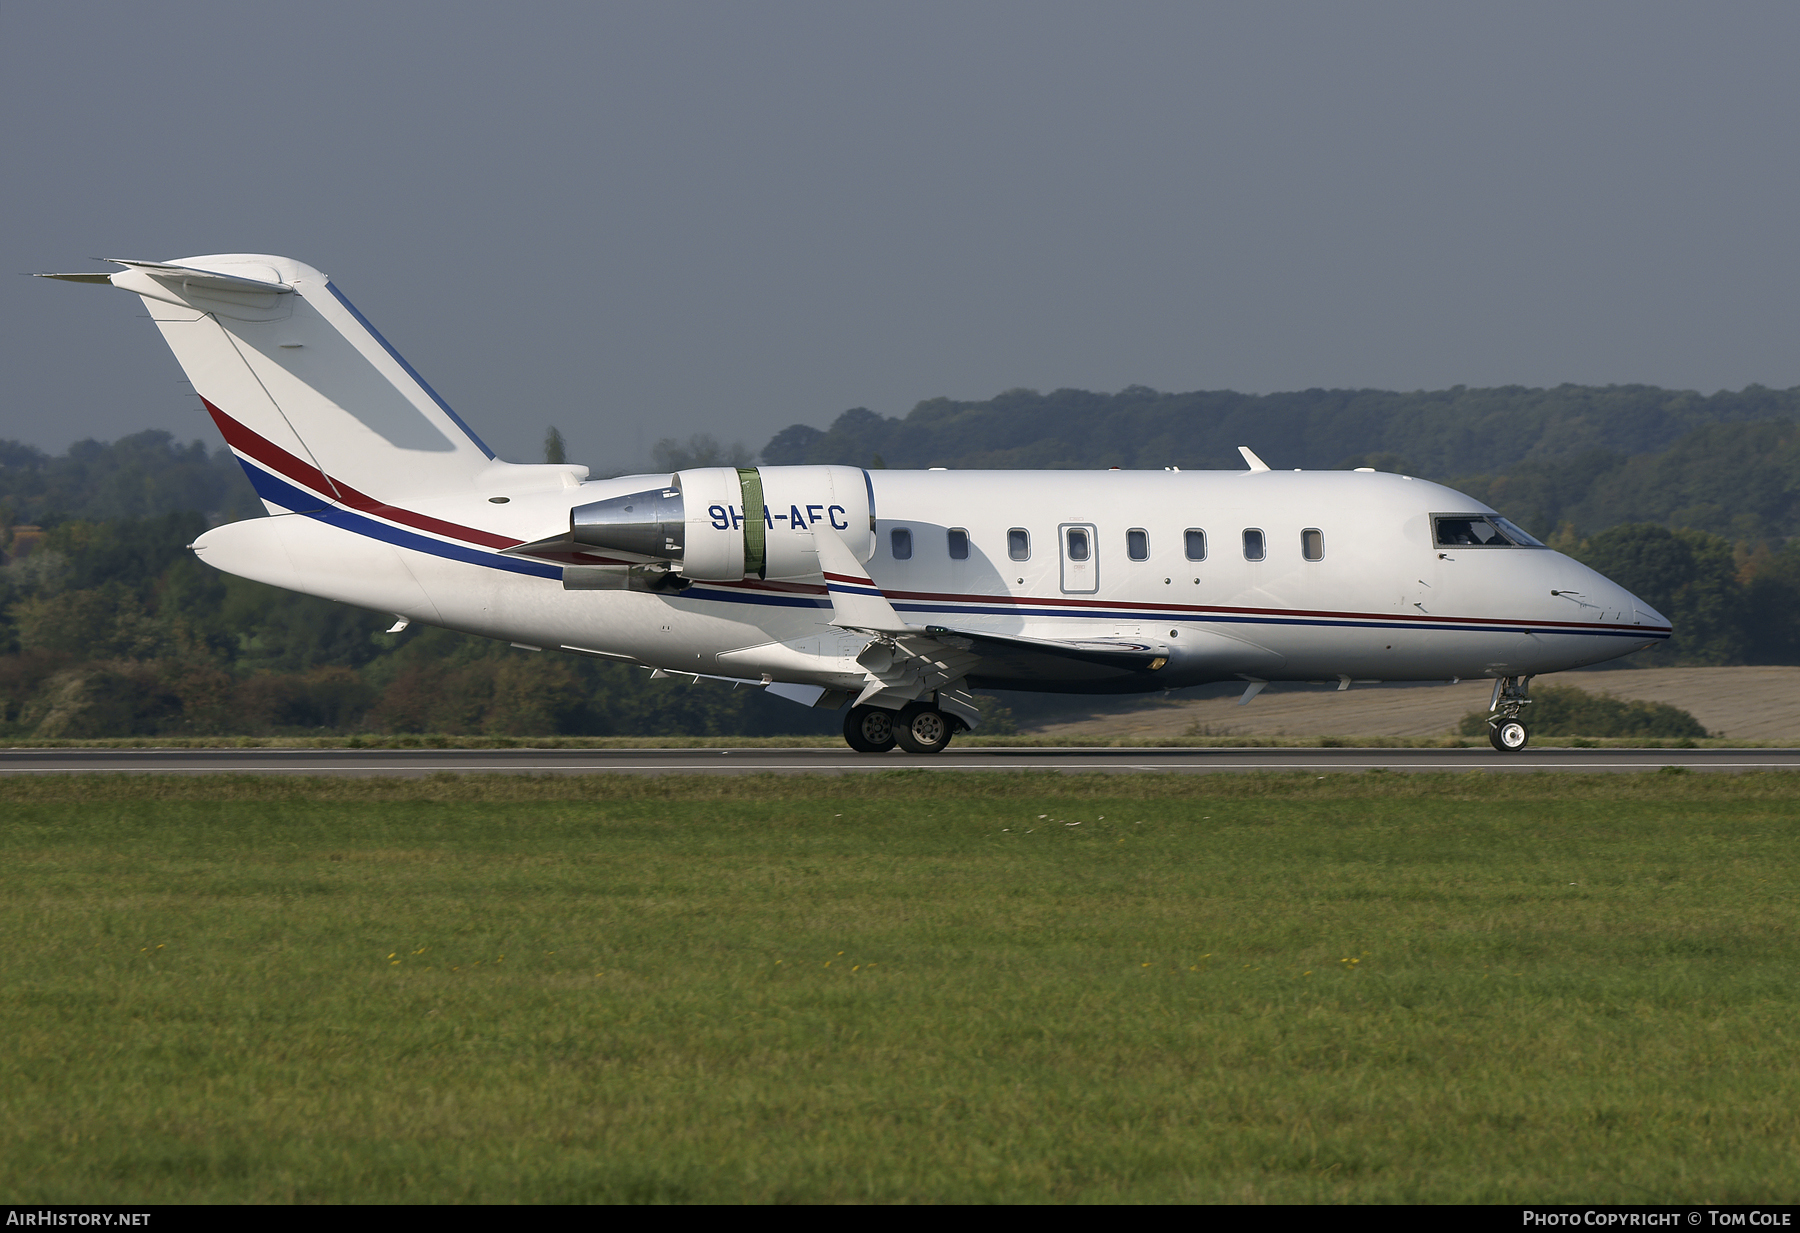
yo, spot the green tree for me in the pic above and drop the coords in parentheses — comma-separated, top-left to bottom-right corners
(1458, 685, 1706, 738)
(1743, 542, 1800, 664)
(651, 433, 754, 473)
(1575, 525, 1746, 664)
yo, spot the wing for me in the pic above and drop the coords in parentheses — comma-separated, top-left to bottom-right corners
(805, 527, 1173, 721)
(921, 625, 1170, 684)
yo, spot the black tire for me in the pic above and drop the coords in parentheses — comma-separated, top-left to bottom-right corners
(894, 703, 954, 755)
(844, 705, 897, 753)
(1489, 718, 1529, 752)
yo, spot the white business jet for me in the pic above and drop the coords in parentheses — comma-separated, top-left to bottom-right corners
(42, 255, 1670, 753)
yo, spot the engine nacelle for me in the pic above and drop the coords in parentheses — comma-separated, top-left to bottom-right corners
(569, 465, 874, 582)
(673, 467, 746, 580)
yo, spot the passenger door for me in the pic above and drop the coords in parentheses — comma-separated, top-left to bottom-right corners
(1059, 523, 1099, 594)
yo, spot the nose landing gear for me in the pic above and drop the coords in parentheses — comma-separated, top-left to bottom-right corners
(1486, 675, 1534, 752)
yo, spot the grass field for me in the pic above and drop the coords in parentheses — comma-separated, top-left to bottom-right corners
(4, 771, 1797, 1203)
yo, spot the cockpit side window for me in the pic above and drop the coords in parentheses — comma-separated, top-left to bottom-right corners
(1433, 515, 1544, 548)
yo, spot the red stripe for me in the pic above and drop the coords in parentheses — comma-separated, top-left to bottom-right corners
(205, 399, 521, 550)
(517, 548, 635, 566)
(205, 399, 337, 503)
(708, 577, 829, 596)
(716, 567, 1662, 635)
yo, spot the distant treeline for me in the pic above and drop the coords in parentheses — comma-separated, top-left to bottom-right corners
(762, 382, 1799, 475)
(0, 431, 261, 526)
(0, 509, 841, 740)
(763, 384, 1800, 542)
(3, 381, 1798, 737)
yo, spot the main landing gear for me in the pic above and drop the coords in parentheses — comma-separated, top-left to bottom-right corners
(843, 702, 960, 755)
(1486, 675, 1534, 752)
(843, 705, 896, 753)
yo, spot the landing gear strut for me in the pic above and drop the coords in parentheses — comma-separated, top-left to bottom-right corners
(1486, 675, 1533, 752)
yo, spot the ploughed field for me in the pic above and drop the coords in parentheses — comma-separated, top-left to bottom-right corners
(4, 771, 1797, 1203)
(1028, 666, 1800, 742)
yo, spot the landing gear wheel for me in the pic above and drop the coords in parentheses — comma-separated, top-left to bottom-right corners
(894, 703, 955, 755)
(843, 705, 897, 753)
(1489, 719, 1529, 752)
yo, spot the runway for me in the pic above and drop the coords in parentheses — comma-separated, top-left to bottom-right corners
(2, 746, 1796, 775)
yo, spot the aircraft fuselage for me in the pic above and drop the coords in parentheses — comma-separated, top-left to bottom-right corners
(193, 463, 1667, 696)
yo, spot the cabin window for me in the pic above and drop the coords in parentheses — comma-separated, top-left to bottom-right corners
(947, 528, 969, 560)
(1008, 528, 1030, 561)
(1302, 528, 1324, 561)
(1243, 528, 1265, 561)
(1066, 527, 1091, 561)
(1126, 528, 1148, 561)
(1184, 529, 1206, 561)
(890, 527, 912, 560)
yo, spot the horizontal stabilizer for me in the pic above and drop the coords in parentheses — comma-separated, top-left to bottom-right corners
(103, 258, 293, 294)
(35, 259, 295, 295)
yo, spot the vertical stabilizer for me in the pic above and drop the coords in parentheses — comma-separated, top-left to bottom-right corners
(96, 255, 510, 512)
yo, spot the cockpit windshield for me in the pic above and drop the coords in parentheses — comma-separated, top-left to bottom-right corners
(1434, 515, 1546, 548)
(1490, 516, 1544, 547)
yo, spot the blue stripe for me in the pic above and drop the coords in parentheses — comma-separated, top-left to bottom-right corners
(687, 585, 829, 610)
(242, 460, 559, 579)
(325, 282, 497, 460)
(237, 454, 326, 512)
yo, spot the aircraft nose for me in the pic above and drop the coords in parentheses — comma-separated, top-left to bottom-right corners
(1625, 589, 1669, 630)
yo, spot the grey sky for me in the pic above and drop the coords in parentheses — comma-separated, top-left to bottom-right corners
(5, 1, 1798, 468)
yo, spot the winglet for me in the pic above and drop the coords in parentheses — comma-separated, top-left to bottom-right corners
(813, 526, 909, 631)
(1238, 446, 1272, 472)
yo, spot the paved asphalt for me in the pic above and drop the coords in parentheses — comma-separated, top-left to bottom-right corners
(2, 746, 1796, 775)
